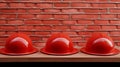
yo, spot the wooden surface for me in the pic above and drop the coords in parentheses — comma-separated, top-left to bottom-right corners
(0, 46, 120, 62)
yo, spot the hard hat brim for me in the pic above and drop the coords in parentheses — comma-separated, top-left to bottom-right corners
(40, 48, 78, 55)
(0, 48, 38, 56)
(80, 47, 120, 56)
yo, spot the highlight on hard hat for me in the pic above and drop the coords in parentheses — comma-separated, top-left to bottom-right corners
(0, 33, 38, 55)
(80, 32, 120, 56)
(40, 33, 78, 55)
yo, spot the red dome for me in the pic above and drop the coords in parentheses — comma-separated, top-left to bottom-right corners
(80, 33, 120, 56)
(0, 33, 38, 55)
(40, 33, 78, 55)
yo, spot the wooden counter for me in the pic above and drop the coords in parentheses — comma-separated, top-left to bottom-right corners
(0, 47, 120, 62)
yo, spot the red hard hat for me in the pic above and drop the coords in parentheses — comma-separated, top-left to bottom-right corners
(40, 33, 78, 55)
(0, 33, 38, 55)
(80, 33, 120, 56)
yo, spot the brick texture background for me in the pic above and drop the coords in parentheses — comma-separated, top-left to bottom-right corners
(0, 0, 120, 47)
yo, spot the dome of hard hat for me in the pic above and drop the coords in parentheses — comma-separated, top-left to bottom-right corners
(0, 33, 38, 55)
(80, 33, 120, 56)
(40, 33, 78, 55)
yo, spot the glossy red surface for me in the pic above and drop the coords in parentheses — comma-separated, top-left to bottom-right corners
(40, 33, 78, 55)
(0, 33, 38, 55)
(80, 33, 120, 56)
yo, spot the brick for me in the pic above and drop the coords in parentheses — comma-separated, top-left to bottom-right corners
(28, 9, 41, 13)
(54, 3, 69, 7)
(84, 36, 91, 41)
(71, 37, 83, 42)
(83, 9, 107, 13)
(17, 32, 34, 35)
(78, 32, 92, 36)
(62, 21, 77, 24)
(36, 3, 53, 8)
(110, 21, 120, 24)
(87, 26, 101, 30)
(35, 32, 50, 35)
(111, 36, 120, 41)
(42, 37, 49, 41)
(36, 15, 53, 19)
(0, 32, 5, 35)
(118, 4, 120, 7)
(0, 26, 16, 31)
(117, 26, 120, 29)
(53, 26, 69, 30)
(0, 3, 7, 7)
(35, 26, 51, 30)
(71, 26, 85, 30)
(44, 9, 60, 13)
(43, 0, 61, 1)
(62, 9, 78, 13)
(92, 3, 116, 7)
(24, 20, 42, 25)
(0, 9, 17, 13)
(86, 0, 108, 2)
(17, 9, 27, 13)
(25, 3, 36, 7)
(7, 20, 23, 25)
(42, 20, 61, 24)
(0, 14, 16, 19)
(31, 36, 42, 41)
(34, 42, 45, 47)
(94, 20, 109, 24)
(100, 9, 107, 13)
(10, 3, 25, 8)
(62, 32, 77, 35)
(72, 14, 99, 19)
(92, 32, 109, 34)
(54, 15, 69, 19)
(110, 9, 120, 13)
(110, 32, 120, 36)
(101, 14, 116, 19)
(6, 32, 18, 35)
(2, 0, 18, 1)
(111, 0, 120, 2)
(78, 9, 84, 13)
(64, 0, 84, 1)
(117, 15, 120, 18)
(18, 14, 35, 19)
(71, 3, 91, 7)
(18, 26, 34, 30)
(24, 0, 42, 2)
(51, 32, 62, 34)
(78, 20, 93, 24)
(83, 9, 100, 13)
(0, 20, 6, 24)
(102, 26, 117, 30)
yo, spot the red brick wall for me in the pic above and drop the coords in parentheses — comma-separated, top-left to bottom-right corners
(0, 0, 120, 47)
